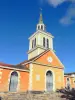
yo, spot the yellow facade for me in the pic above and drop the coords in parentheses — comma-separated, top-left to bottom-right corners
(31, 63, 64, 91)
(28, 50, 64, 91)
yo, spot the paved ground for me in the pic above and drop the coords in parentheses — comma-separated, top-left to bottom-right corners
(0, 92, 68, 100)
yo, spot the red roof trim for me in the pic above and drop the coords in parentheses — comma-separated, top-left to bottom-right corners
(0, 62, 13, 67)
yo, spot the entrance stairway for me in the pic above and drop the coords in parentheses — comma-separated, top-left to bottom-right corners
(0, 92, 66, 100)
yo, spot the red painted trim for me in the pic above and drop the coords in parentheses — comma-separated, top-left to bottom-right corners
(0, 62, 13, 67)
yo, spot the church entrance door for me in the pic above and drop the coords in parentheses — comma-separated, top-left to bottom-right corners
(9, 71, 18, 92)
(46, 71, 53, 91)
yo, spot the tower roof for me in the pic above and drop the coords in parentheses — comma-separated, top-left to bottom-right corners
(39, 12, 43, 24)
(37, 9, 46, 31)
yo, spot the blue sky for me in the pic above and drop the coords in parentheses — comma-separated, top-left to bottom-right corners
(0, 0, 75, 73)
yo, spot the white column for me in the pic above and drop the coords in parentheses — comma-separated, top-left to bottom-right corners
(29, 64, 33, 91)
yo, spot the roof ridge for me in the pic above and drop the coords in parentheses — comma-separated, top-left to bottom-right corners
(21, 49, 50, 65)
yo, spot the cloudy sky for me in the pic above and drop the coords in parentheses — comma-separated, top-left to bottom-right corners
(0, 0, 75, 73)
(41, 0, 75, 25)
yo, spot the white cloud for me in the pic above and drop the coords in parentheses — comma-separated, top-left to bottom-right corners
(60, 2, 75, 25)
(47, 0, 66, 7)
(40, 0, 75, 25)
(60, 16, 75, 25)
(41, 0, 67, 7)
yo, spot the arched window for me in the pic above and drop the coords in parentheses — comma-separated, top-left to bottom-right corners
(47, 39, 49, 48)
(41, 25, 43, 30)
(32, 38, 36, 48)
(43, 37, 45, 47)
(66, 77, 70, 90)
(9, 71, 18, 92)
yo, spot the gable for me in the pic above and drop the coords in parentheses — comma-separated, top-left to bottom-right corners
(34, 50, 64, 69)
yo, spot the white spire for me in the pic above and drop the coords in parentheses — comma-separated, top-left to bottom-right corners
(36, 10, 46, 31)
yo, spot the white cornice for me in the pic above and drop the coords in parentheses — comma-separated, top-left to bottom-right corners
(27, 45, 48, 54)
(32, 62, 64, 69)
(28, 30, 54, 40)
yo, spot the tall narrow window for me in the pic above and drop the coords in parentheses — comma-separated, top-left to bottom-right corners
(32, 38, 36, 48)
(67, 78, 70, 90)
(34, 38, 36, 47)
(38, 26, 40, 30)
(47, 39, 49, 48)
(32, 40, 34, 48)
(43, 37, 45, 47)
(41, 25, 43, 30)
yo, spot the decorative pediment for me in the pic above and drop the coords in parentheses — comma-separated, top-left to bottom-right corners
(34, 50, 64, 69)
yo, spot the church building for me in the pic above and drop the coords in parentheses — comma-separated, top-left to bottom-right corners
(0, 12, 75, 92)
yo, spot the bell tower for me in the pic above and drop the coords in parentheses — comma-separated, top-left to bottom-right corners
(28, 12, 54, 60)
(36, 13, 46, 31)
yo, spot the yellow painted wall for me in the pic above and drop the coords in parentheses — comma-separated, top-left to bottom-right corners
(31, 63, 64, 91)
(28, 48, 45, 59)
(28, 47, 45, 60)
(28, 48, 39, 59)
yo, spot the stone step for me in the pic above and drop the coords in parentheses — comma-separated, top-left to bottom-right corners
(0, 92, 65, 100)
